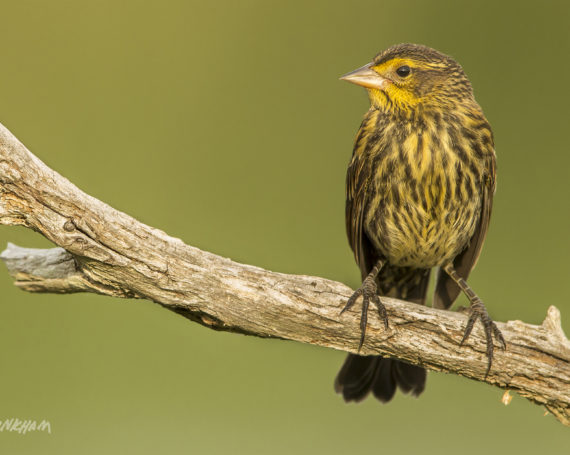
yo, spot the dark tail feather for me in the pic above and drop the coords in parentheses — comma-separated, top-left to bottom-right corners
(335, 354, 426, 403)
(334, 354, 381, 402)
(392, 360, 426, 395)
(370, 357, 398, 403)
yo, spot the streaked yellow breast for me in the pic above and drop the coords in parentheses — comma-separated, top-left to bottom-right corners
(364, 119, 484, 268)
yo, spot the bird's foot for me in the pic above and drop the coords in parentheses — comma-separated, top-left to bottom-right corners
(340, 275, 388, 351)
(460, 300, 506, 377)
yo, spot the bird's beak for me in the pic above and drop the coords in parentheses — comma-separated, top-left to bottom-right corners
(340, 63, 388, 90)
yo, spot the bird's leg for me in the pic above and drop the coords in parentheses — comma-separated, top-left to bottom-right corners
(442, 263, 506, 376)
(340, 259, 388, 351)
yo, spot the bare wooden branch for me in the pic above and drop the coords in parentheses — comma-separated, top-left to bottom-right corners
(0, 122, 568, 426)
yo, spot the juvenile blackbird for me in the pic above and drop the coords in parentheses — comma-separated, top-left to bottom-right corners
(335, 44, 505, 403)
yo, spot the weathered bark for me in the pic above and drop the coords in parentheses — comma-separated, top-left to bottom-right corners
(0, 122, 568, 426)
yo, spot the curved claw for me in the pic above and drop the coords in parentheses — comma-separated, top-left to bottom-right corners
(357, 294, 370, 351)
(460, 312, 477, 346)
(340, 288, 362, 315)
(460, 301, 506, 377)
(341, 280, 388, 351)
(372, 294, 389, 330)
(494, 325, 507, 350)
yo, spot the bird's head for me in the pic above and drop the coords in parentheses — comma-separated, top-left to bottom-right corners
(341, 44, 474, 115)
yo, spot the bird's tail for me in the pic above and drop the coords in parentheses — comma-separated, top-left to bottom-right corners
(334, 354, 426, 402)
(334, 266, 430, 403)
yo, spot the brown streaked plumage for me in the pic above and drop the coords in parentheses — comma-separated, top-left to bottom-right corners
(335, 43, 504, 404)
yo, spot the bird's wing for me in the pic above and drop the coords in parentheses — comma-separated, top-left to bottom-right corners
(345, 154, 376, 281)
(433, 152, 496, 309)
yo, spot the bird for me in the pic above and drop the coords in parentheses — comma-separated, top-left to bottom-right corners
(334, 43, 505, 403)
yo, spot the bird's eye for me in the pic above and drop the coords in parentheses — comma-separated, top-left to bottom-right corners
(396, 65, 411, 77)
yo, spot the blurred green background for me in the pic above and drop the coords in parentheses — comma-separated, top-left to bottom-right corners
(0, 0, 568, 453)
